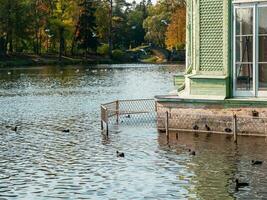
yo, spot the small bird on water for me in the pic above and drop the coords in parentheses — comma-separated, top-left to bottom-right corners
(188, 149, 196, 156)
(6, 125, 18, 132)
(251, 160, 263, 165)
(193, 125, 199, 130)
(125, 115, 131, 119)
(11, 126, 18, 132)
(225, 128, 232, 133)
(62, 129, 70, 133)
(235, 179, 249, 190)
(116, 151, 125, 158)
(205, 124, 211, 131)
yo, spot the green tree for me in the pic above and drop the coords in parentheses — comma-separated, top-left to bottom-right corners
(0, 0, 32, 53)
(75, 0, 98, 57)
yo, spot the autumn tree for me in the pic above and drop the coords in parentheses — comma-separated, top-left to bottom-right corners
(143, 2, 170, 47)
(165, 5, 186, 50)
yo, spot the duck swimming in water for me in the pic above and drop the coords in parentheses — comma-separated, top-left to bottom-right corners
(225, 128, 232, 133)
(116, 151, 125, 158)
(205, 124, 211, 131)
(188, 149, 196, 156)
(251, 160, 263, 165)
(193, 125, 199, 130)
(235, 179, 249, 190)
(6, 125, 18, 132)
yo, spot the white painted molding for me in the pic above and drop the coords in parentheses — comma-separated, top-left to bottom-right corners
(233, 0, 267, 3)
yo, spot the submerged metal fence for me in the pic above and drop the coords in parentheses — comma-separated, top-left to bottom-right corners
(101, 99, 267, 138)
(157, 112, 267, 139)
(101, 99, 156, 134)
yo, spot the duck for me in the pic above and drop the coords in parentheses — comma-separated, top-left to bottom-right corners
(62, 129, 70, 133)
(125, 115, 131, 119)
(193, 125, 199, 130)
(225, 128, 232, 133)
(205, 124, 211, 131)
(116, 151, 125, 158)
(6, 125, 18, 132)
(235, 179, 249, 190)
(11, 126, 18, 132)
(252, 110, 259, 117)
(188, 149, 196, 156)
(251, 160, 263, 165)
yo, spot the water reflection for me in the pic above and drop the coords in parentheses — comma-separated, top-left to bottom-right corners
(158, 132, 267, 199)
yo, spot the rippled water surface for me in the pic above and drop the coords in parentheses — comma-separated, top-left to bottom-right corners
(1, 64, 267, 200)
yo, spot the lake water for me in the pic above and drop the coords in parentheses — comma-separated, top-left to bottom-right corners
(0, 64, 267, 200)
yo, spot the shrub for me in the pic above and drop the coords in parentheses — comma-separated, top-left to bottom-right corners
(112, 49, 126, 61)
(97, 44, 109, 56)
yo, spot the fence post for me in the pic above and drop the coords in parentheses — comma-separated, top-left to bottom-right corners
(166, 111, 169, 139)
(105, 108, 109, 136)
(116, 100, 119, 124)
(101, 120, 104, 130)
(233, 114, 237, 143)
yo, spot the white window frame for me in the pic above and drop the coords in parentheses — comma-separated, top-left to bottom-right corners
(233, 4, 256, 97)
(233, 2, 267, 97)
(257, 3, 267, 96)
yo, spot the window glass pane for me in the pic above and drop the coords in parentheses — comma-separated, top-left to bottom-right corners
(235, 36, 253, 62)
(259, 64, 267, 91)
(259, 36, 267, 62)
(259, 7, 267, 34)
(236, 8, 253, 35)
(236, 64, 253, 91)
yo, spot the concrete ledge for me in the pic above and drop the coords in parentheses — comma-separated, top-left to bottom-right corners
(155, 95, 225, 104)
(188, 74, 228, 80)
(155, 95, 267, 107)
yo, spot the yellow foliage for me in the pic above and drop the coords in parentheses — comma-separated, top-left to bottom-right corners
(165, 6, 186, 50)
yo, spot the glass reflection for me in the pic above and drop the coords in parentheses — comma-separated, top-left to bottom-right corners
(236, 64, 253, 91)
(259, 7, 267, 34)
(259, 64, 267, 91)
(235, 7, 254, 92)
(236, 8, 253, 35)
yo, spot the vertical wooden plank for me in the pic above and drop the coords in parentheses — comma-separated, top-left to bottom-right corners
(233, 114, 237, 143)
(116, 100, 119, 124)
(166, 111, 169, 139)
(101, 120, 104, 130)
(106, 122, 109, 136)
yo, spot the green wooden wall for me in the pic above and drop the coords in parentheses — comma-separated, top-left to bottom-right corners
(183, 0, 232, 98)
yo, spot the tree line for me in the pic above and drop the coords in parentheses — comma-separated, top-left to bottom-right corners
(0, 0, 186, 59)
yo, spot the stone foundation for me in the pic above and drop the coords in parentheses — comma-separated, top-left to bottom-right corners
(156, 102, 267, 136)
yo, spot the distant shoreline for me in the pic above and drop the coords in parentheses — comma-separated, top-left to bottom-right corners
(0, 54, 184, 68)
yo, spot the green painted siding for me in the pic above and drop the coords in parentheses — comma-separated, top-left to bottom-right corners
(174, 75, 185, 88)
(199, 0, 224, 72)
(186, 0, 193, 69)
(190, 78, 227, 96)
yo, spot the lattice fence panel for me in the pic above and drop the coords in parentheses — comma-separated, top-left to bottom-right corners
(237, 116, 267, 136)
(199, 0, 224, 72)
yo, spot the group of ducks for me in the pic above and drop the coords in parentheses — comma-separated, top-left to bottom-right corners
(7, 123, 262, 193)
(116, 148, 262, 192)
(193, 124, 233, 133)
